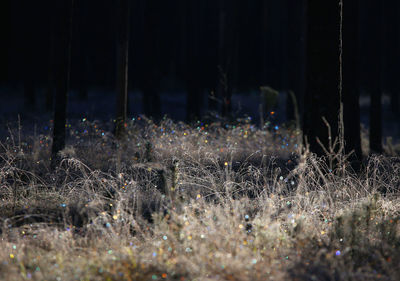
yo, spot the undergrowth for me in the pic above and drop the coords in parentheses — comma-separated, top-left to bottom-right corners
(0, 117, 399, 281)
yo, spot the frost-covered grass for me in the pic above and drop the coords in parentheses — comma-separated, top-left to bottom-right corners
(0, 117, 399, 281)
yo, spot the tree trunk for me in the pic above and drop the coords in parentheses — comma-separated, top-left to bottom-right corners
(142, 0, 161, 120)
(51, 0, 74, 167)
(75, 0, 89, 101)
(218, 0, 239, 118)
(45, 33, 55, 112)
(185, 1, 202, 122)
(45, 7, 56, 112)
(22, 1, 36, 112)
(286, 0, 306, 124)
(343, 0, 362, 168)
(262, 0, 284, 90)
(384, 0, 400, 115)
(0, 0, 9, 85)
(115, 0, 130, 138)
(367, 0, 383, 154)
(304, 0, 341, 156)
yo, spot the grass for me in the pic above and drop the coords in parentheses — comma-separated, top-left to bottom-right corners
(0, 116, 399, 280)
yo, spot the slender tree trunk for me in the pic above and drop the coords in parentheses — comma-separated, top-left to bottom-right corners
(370, 89, 383, 153)
(0, 1, 9, 85)
(185, 1, 202, 122)
(204, 0, 219, 114)
(46, 33, 55, 111)
(262, 0, 283, 90)
(218, 0, 228, 117)
(46, 8, 55, 112)
(22, 1, 36, 112)
(343, 0, 362, 167)
(368, 1, 383, 154)
(304, 0, 341, 156)
(75, 0, 89, 101)
(142, 0, 161, 120)
(384, 0, 400, 115)
(51, 0, 74, 167)
(286, 0, 306, 124)
(218, 0, 237, 118)
(115, 0, 130, 138)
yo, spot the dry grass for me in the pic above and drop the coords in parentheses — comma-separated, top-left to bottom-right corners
(0, 117, 399, 281)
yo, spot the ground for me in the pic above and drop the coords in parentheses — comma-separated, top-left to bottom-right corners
(0, 115, 399, 280)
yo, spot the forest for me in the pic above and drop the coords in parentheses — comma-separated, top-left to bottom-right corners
(0, 1, 399, 280)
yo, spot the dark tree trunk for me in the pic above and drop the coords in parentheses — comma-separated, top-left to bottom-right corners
(384, 0, 400, 115)
(75, 0, 89, 101)
(51, 0, 74, 167)
(204, 0, 219, 114)
(115, 0, 130, 138)
(142, 0, 162, 120)
(0, 1, 9, 84)
(304, 0, 341, 156)
(343, 0, 362, 167)
(262, 0, 285, 90)
(46, 10, 55, 112)
(367, 1, 383, 154)
(218, 0, 239, 118)
(185, 1, 202, 122)
(22, 1, 36, 112)
(286, 0, 306, 124)
(45, 34, 55, 112)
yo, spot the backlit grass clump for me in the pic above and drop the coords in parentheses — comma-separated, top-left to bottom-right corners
(0, 117, 399, 280)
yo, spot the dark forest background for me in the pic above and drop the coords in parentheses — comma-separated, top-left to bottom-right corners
(0, 0, 399, 161)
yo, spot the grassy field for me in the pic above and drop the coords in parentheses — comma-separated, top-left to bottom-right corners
(0, 117, 399, 280)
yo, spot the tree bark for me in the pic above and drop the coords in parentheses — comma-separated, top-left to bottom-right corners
(115, 0, 130, 138)
(45, 32, 55, 112)
(218, 0, 239, 118)
(384, 0, 400, 115)
(367, 0, 383, 154)
(142, 0, 162, 120)
(185, 1, 203, 122)
(51, 0, 74, 167)
(343, 0, 362, 167)
(286, 0, 306, 124)
(304, 0, 341, 156)
(74, 0, 89, 101)
(22, 1, 36, 112)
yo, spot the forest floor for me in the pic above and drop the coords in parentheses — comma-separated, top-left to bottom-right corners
(0, 116, 400, 281)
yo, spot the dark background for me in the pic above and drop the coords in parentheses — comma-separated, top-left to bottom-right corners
(0, 0, 399, 144)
